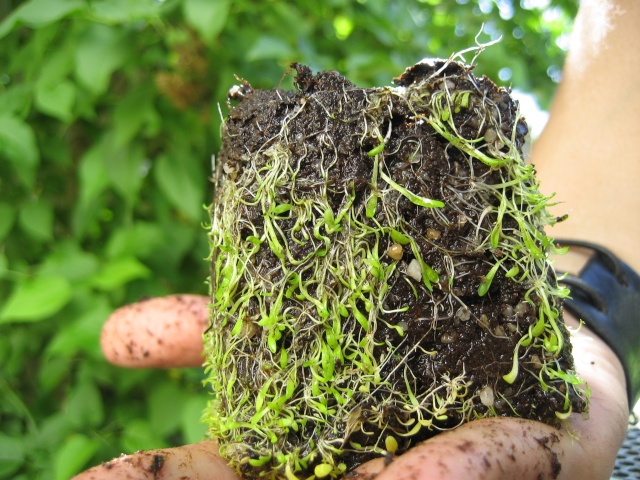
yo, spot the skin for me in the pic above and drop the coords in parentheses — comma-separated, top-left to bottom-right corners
(75, 1, 638, 478)
(78, 294, 627, 480)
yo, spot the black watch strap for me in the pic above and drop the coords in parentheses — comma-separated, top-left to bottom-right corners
(558, 239, 640, 411)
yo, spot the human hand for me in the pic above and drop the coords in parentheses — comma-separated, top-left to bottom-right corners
(74, 293, 628, 480)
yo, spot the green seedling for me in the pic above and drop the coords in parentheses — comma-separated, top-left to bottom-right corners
(204, 53, 588, 480)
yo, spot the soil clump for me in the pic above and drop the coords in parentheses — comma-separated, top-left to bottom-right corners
(205, 59, 588, 479)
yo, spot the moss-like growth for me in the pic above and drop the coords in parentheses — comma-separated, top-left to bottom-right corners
(204, 56, 589, 479)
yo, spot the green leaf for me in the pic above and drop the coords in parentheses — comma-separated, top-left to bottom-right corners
(247, 36, 295, 61)
(0, 115, 39, 188)
(149, 382, 188, 437)
(19, 200, 54, 242)
(182, 0, 231, 44)
(66, 380, 104, 428)
(0, 433, 25, 477)
(72, 141, 111, 238)
(0, 275, 72, 324)
(75, 24, 127, 96)
(0, 202, 16, 241)
(0, 84, 33, 117)
(36, 43, 74, 87)
(112, 85, 156, 146)
(105, 223, 165, 260)
(102, 137, 146, 204)
(388, 228, 411, 245)
(38, 242, 100, 282)
(35, 80, 75, 122)
(380, 170, 445, 209)
(77, 141, 110, 205)
(38, 356, 72, 394)
(89, 0, 164, 23)
(53, 434, 99, 480)
(154, 154, 205, 222)
(91, 257, 150, 291)
(46, 297, 110, 359)
(122, 419, 167, 452)
(0, 252, 7, 280)
(0, 0, 85, 39)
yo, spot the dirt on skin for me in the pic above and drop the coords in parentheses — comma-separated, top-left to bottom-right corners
(206, 60, 587, 479)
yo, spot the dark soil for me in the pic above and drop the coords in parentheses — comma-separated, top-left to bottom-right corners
(206, 61, 587, 479)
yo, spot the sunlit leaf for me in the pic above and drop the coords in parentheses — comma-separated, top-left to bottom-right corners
(183, 0, 230, 44)
(18, 200, 54, 242)
(35, 80, 75, 122)
(122, 419, 168, 453)
(89, 0, 164, 23)
(46, 296, 110, 359)
(247, 36, 295, 61)
(38, 242, 100, 283)
(91, 257, 150, 291)
(102, 137, 146, 204)
(75, 24, 127, 96)
(112, 85, 156, 146)
(53, 434, 99, 480)
(0, 115, 39, 188)
(153, 154, 205, 222)
(149, 382, 188, 437)
(181, 394, 208, 444)
(0, 0, 85, 39)
(0, 275, 72, 324)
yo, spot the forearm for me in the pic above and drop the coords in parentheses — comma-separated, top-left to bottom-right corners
(533, 0, 640, 272)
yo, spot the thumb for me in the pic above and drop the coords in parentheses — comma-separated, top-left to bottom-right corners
(101, 294, 209, 368)
(72, 441, 239, 480)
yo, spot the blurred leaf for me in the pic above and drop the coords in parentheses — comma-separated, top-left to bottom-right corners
(105, 223, 165, 260)
(77, 141, 110, 204)
(38, 242, 100, 283)
(35, 80, 76, 122)
(37, 413, 73, 452)
(0, 251, 7, 279)
(247, 36, 295, 61)
(0, 202, 16, 241)
(38, 356, 72, 394)
(103, 138, 147, 204)
(154, 154, 205, 222)
(18, 199, 54, 242)
(122, 419, 167, 452)
(91, 257, 150, 291)
(0, 114, 39, 188)
(75, 24, 127, 96)
(0, 275, 72, 324)
(73, 140, 111, 237)
(36, 42, 74, 86)
(0, 433, 25, 477)
(0, 1, 577, 477)
(182, 0, 230, 44)
(0, 84, 33, 117)
(53, 434, 99, 480)
(66, 380, 104, 428)
(0, 0, 85, 39)
(149, 381, 188, 437)
(112, 85, 156, 146)
(46, 296, 110, 358)
(89, 0, 164, 23)
(181, 394, 208, 444)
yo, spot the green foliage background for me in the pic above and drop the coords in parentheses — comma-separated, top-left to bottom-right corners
(0, 0, 575, 478)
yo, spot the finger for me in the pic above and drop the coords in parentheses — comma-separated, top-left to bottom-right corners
(101, 294, 209, 368)
(355, 315, 628, 480)
(72, 441, 239, 480)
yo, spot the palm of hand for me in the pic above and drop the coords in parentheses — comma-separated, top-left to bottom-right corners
(73, 294, 627, 480)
